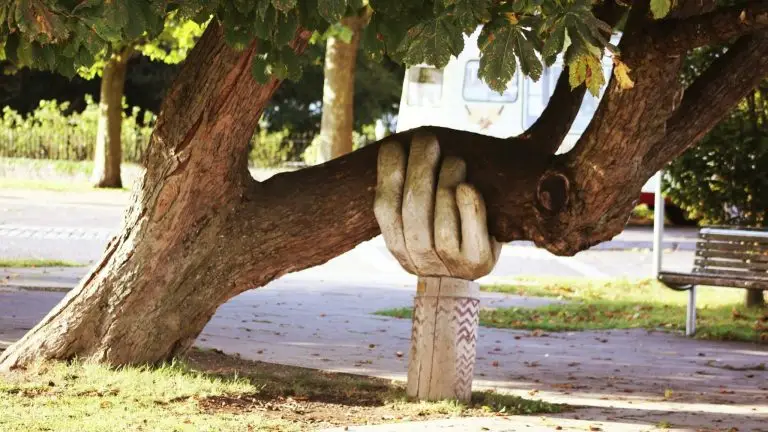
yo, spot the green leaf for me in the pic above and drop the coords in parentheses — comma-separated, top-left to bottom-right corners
(452, 0, 492, 33)
(224, 25, 252, 50)
(650, 0, 672, 19)
(361, 16, 386, 61)
(542, 20, 566, 66)
(71, 0, 102, 14)
(271, 0, 299, 12)
(369, 0, 409, 17)
(253, 5, 277, 39)
(398, 16, 463, 68)
(124, 1, 148, 40)
(318, 0, 347, 23)
(233, 0, 256, 14)
(279, 46, 304, 81)
(273, 10, 300, 46)
(251, 54, 271, 83)
(514, 30, 542, 81)
(255, 0, 271, 19)
(477, 20, 517, 93)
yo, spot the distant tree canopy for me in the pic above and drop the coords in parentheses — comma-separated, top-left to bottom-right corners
(0, 40, 403, 138)
(666, 46, 768, 227)
(0, 56, 175, 115)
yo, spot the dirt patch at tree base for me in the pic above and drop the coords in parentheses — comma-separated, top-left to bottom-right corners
(184, 348, 565, 430)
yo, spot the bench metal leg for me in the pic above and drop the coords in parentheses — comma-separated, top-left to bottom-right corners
(686, 286, 697, 337)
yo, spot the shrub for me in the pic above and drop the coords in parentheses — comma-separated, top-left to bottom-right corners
(0, 97, 154, 163)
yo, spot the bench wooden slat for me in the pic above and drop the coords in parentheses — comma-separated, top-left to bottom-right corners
(700, 227, 768, 238)
(699, 232, 768, 244)
(697, 239, 768, 251)
(695, 249, 768, 262)
(694, 258, 768, 272)
(692, 267, 768, 278)
(659, 271, 768, 290)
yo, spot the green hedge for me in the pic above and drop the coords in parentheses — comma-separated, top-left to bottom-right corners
(0, 98, 379, 168)
(0, 97, 154, 163)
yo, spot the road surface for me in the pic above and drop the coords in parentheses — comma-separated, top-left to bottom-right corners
(0, 189, 698, 279)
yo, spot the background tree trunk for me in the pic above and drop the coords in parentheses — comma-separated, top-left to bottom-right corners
(746, 290, 766, 308)
(315, 14, 367, 163)
(91, 47, 133, 188)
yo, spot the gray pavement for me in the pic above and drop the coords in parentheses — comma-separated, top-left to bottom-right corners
(2, 274, 767, 431)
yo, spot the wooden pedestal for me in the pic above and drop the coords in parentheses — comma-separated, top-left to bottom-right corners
(407, 276, 480, 403)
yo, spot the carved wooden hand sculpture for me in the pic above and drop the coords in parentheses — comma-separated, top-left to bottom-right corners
(374, 131, 501, 402)
(374, 130, 501, 280)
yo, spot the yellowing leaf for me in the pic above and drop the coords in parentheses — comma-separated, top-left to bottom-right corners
(504, 12, 519, 24)
(650, 0, 671, 19)
(613, 59, 634, 90)
(568, 54, 604, 96)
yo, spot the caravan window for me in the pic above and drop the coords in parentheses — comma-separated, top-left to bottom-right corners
(524, 65, 601, 132)
(406, 67, 443, 106)
(462, 60, 518, 102)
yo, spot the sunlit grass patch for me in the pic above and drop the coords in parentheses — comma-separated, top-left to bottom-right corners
(377, 277, 767, 343)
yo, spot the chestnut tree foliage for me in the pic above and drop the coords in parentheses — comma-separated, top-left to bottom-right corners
(0, 0, 647, 99)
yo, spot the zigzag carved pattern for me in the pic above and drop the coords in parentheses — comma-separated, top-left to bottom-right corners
(452, 297, 479, 397)
(411, 297, 426, 349)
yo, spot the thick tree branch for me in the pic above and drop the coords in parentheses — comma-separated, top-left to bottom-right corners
(518, 0, 627, 154)
(517, 68, 586, 153)
(653, 1, 768, 53)
(645, 33, 768, 170)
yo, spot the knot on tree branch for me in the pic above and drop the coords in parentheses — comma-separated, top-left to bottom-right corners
(536, 172, 571, 215)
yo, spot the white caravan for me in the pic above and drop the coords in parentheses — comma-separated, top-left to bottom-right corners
(396, 27, 616, 154)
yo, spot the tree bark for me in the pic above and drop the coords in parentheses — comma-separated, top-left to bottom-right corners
(91, 46, 133, 189)
(3, 5, 768, 370)
(315, 14, 368, 163)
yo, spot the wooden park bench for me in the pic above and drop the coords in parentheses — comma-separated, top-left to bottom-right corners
(658, 226, 768, 336)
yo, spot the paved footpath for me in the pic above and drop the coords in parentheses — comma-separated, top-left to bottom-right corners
(2, 263, 767, 431)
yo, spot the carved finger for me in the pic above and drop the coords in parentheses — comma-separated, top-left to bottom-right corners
(434, 156, 466, 275)
(402, 131, 450, 275)
(374, 140, 417, 274)
(456, 183, 497, 279)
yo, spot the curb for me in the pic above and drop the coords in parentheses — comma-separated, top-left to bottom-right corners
(0, 284, 71, 293)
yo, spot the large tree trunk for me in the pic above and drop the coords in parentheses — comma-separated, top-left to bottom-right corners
(315, 14, 367, 163)
(91, 47, 132, 189)
(3, 5, 768, 370)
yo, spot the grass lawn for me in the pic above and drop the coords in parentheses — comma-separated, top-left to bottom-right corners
(0, 178, 130, 192)
(377, 277, 768, 343)
(0, 258, 84, 268)
(0, 348, 563, 432)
